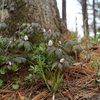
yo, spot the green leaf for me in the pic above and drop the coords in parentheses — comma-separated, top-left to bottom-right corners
(46, 47, 55, 56)
(25, 74, 33, 81)
(12, 84, 19, 90)
(0, 69, 6, 75)
(0, 79, 3, 87)
(90, 61, 100, 68)
(0, 56, 6, 63)
(30, 65, 35, 70)
(39, 43, 46, 52)
(24, 41, 31, 51)
(51, 62, 58, 70)
(34, 65, 42, 72)
(13, 56, 26, 64)
(20, 32, 25, 37)
(55, 48, 63, 58)
(17, 40, 24, 49)
(96, 72, 100, 76)
(11, 64, 19, 72)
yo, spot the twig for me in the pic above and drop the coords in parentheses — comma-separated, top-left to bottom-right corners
(0, 90, 14, 93)
(32, 89, 49, 100)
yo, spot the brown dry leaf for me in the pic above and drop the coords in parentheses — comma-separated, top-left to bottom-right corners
(62, 90, 73, 100)
(63, 32, 71, 40)
(1, 94, 10, 100)
(32, 89, 49, 100)
(47, 80, 52, 86)
(0, 90, 14, 93)
(17, 92, 25, 100)
(73, 62, 83, 66)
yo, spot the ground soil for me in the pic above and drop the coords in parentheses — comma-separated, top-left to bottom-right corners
(0, 44, 100, 100)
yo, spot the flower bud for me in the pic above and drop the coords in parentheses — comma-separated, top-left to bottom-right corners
(9, 41, 12, 44)
(8, 61, 12, 66)
(59, 41, 62, 44)
(43, 28, 46, 33)
(60, 58, 65, 63)
(24, 35, 28, 41)
(48, 40, 53, 46)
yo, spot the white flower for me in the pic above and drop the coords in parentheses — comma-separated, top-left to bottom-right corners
(8, 61, 12, 66)
(43, 28, 46, 33)
(60, 58, 65, 63)
(9, 41, 12, 44)
(48, 40, 53, 46)
(59, 41, 62, 44)
(24, 35, 28, 41)
(14, 38, 16, 41)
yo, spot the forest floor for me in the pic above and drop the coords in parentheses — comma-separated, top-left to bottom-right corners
(0, 44, 100, 100)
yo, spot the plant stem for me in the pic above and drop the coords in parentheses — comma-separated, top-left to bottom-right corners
(52, 93, 55, 100)
(41, 70, 51, 91)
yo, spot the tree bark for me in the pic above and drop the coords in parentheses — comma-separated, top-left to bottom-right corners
(62, 0, 67, 28)
(81, 0, 89, 37)
(0, 0, 67, 35)
(93, 0, 97, 37)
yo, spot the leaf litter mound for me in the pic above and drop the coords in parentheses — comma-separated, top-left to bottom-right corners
(0, 45, 100, 100)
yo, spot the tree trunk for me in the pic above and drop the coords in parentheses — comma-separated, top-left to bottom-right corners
(81, 0, 89, 37)
(62, 0, 67, 28)
(93, 0, 97, 37)
(0, 0, 67, 35)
